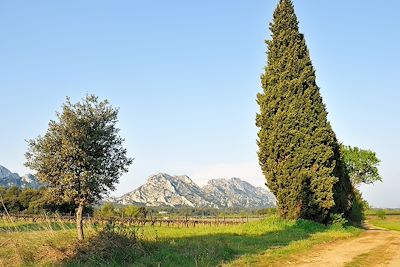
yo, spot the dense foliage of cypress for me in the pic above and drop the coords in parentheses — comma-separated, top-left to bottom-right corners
(256, 0, 353, 223)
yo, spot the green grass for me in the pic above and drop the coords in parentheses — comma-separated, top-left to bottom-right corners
(343, 243, 392, 267)
(0, 221, 75, 232)
(0, 216, 362, 267)
(365, 209, 400, 216)
(368, 215, 400, 231)
(66, 216, 361, 267)
(225, 223, 361, 267)
(0, 226, 77, 266)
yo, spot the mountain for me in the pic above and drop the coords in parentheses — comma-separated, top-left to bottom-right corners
(203, 178, 275, 208)
(0, 165, 13, 178)
(118, 173, 214, 207)
(116, 173, 276, 209)
(0, 165, 41, 189)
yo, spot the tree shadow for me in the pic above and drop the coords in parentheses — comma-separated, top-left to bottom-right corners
(62, 219, 328, 267)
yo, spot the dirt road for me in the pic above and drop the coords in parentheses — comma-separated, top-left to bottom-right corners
(287, 225, 400, 267)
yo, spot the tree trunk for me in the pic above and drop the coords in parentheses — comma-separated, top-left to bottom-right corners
(76, 203, 84, 240)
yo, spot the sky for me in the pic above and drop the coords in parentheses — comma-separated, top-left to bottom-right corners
(0, 0, 399, 208)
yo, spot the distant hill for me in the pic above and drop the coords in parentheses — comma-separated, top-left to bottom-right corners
(0, 165, 41, 189)
(113, 173, 276, 209)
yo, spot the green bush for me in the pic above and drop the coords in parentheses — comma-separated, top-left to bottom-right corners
(348, 189, 368, 224)
(122, 206, 147, 218)
(94, 203, 119, 218)
(330, 213, 348, 228)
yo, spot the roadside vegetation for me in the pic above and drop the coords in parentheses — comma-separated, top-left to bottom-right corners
(367, 210, 400, 231)
(0, 215, 361, 267)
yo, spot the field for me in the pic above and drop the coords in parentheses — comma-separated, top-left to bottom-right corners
(0, 215, 361, 267)
(367, 214, 400, 231)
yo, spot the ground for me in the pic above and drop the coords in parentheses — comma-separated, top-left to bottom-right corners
(0, 215, 398, 266)
(271, 225, 400, 267)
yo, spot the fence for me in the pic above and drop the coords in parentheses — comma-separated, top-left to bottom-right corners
(0, 213, 265, 228)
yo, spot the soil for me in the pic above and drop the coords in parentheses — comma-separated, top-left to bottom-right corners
(287, 224, 400, 267)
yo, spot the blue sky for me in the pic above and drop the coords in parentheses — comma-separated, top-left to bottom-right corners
(0, 1, 399, 208)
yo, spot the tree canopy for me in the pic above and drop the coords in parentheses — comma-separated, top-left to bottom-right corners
(342, 145, 382, 187)
(25, 94, 132, 239)
(256, 0, 353, 223)
(0, 186, 76, 214)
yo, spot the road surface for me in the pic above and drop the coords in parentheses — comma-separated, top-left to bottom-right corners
(286, 224, 400, 267)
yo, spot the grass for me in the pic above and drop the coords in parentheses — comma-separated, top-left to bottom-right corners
(0, 215, 362, 267)
(0, 221, 75, 232)
(0, 225, 76, 266)
(343, 241, 396, 267)
(365, 209, 400, 216)
(225, 224, 361, 267)
(368, 215, 400, 231)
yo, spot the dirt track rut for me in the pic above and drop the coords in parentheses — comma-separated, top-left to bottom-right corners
(287, 225, 400, 267)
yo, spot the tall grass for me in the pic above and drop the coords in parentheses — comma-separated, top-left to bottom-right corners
(0, 214, 98, 266)
(0, 215, 362, 267)
(65, 215, 361, 267)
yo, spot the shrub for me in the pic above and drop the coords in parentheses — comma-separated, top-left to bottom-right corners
(330, 213, 348, 228)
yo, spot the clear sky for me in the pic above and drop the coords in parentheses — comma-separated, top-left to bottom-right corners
(0, 1, 399, 208)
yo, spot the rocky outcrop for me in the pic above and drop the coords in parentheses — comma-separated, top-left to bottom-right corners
(116, 173, 276, 208)
(0, 165, 41, 189)
(202, 177, 275, 208)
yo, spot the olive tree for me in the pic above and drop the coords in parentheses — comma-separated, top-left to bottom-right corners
(25, 95, 132, 240)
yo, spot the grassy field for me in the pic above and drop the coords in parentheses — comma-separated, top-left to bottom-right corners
(0, 216, 362, 267)
(368, 215, 400, 231)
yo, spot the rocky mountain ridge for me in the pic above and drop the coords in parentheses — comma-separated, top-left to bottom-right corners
(116, 173, 276, 209)
(0, 165, 41, 189)
(0, 165, 276, 209)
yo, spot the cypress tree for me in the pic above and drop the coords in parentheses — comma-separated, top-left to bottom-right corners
(256, 0, 353, 223)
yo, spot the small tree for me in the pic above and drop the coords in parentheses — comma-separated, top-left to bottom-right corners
(25, 95, 133, 240)
(341, 145, 381, 224)
(341, 145, 382, 187)
(94, 203, 119, 218)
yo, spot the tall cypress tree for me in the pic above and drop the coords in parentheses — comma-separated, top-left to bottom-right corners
(256, 0, 353, 223)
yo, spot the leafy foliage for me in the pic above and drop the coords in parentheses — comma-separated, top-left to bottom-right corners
(329, 213, 348, 228)
(94, 203, 118, 218)
(256, 0, 353, 223)
(342, 145, 382, 186)
(0, 186, 76, 214)
(348, 188, 368, 224)
(94, 203, 147, 218)
(123, 206, 147, 218)
(25, 94, 132, 239)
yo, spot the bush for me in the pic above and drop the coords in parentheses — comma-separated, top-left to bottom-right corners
(71, 223, 145, 265)
(330, 213, 348, 228)
(122, 206, 147, 218)
(94, 203, 119, 218)
(348, 189, 368, 224)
